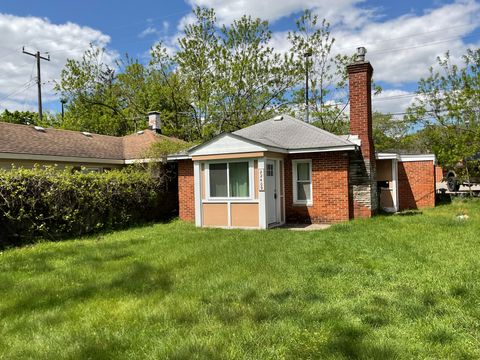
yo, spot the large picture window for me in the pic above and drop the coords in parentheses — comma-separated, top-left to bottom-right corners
(208, 161, 251, 198)
(292, 159, 312, 205)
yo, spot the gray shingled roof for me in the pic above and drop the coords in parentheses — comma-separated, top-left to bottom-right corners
(233, 114, 355, 150)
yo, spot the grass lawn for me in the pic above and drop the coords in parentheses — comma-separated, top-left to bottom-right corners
(1, 201, 480, 359)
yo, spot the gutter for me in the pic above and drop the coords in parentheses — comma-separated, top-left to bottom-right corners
(0, 152, 168, 165)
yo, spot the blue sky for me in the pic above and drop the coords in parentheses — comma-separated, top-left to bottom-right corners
(0, 0, 479, 116)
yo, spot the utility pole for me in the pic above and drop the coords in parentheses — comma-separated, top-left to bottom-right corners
(22, 47, 50, 121)
(60, 98, 67, 122)
(304, 49, 312, 123)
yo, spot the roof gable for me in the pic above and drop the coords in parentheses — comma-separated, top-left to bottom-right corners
(189, 133, 274, 156)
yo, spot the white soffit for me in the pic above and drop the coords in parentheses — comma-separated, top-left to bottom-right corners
(399, 154, 436, 162)
(377, 153, 399, 160)
(376, 153, 436, 162)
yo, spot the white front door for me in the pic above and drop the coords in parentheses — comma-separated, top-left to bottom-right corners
(266, 160, 277, 225)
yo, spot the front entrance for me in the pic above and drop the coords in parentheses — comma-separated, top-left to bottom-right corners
(266, 160, 278, 225)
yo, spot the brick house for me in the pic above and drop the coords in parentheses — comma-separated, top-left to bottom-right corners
(169, 50, 436, 229)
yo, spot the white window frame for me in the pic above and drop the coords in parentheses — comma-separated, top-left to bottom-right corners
(205, 160, 254, 201)
(292, 159, 313, 206)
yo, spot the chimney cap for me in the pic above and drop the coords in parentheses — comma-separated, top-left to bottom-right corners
(355, 47, 367, 62)
(148, 110, 160, 115)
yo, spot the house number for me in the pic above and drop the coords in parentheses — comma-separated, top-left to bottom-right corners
(259, 168, 265, 192)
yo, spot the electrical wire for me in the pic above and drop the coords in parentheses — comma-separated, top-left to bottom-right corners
(0, 80, 37, 109)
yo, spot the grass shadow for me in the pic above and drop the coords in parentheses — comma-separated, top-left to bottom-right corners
(1, 262, 174, 319)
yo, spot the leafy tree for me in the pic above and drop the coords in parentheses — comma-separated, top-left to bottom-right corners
(372, 112, 411, 152)
(156, 7, 297, 140)
(406, 49, 480, 167)
(55, 46, 133, 136)
(0, 109, 58, 127)
(149, 42, 203, 141)
(288, 10, 354, 134)
(0, 110, 39, 125)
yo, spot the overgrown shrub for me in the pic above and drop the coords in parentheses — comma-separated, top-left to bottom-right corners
(0, 165, 178, 246)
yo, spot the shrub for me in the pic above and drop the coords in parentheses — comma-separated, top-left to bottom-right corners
(0, 165, 177, 246)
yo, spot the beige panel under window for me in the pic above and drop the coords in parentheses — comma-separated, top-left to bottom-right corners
(202, 203, 228, 227)
(230, 203, 259, 228)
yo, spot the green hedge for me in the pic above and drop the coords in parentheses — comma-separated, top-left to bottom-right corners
(0, 166, 177, 246)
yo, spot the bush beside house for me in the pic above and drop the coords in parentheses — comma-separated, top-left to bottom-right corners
(0, 166, 178, 246)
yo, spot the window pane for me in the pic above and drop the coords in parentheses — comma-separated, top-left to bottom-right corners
(229, 162, 249, 197)
(209, 163, 227, 197)
(297, 182, 311, 201)
(297, 162, 310, 181)
(267, 164, 274, 176)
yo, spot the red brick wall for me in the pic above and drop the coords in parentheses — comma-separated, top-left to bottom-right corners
(285, 152, 350, 224)
(398, 161, 435, 210)
(178, 160, 195, 222)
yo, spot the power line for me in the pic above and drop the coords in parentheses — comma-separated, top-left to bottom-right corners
(0, 79, 36, 102)
(348, 23, 479, 50)
(369, 31, 480, 55)
(0, 80, 37, 109)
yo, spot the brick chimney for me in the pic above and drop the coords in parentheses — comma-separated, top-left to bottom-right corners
(148, 111, 161, 134)
(347, 47, 377, 218)
(348, 47, 374, 159)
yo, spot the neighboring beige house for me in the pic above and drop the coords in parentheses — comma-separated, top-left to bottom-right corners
(0, 112, 175, 170)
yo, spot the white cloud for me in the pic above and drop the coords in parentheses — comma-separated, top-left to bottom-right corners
(180, 0, 479, 87)
(0, 13, 116, 112)
(138, 21, 170, 38)
(333, 0, 480, 84)
(372, 89, 418, 114)
(185, 0, 373, 27)
(138, 26, 158, 38)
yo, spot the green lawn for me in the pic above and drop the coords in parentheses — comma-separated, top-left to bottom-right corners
(1, 201, 480, 359)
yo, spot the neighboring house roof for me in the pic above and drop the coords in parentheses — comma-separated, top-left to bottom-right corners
(122, 130, 180, 160)
(233, 114, 355, 150)
(0, 122, 179, 162)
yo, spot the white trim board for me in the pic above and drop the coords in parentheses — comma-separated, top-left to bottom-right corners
(166, 154, 190, 161)
(168, 142, 357, 161)
(288, 145, 356, 154)
(189, 133, 285, 156)
(376, 153, 436, 163)
(0, 152, 168, 166)
(399, 154, 436, 162)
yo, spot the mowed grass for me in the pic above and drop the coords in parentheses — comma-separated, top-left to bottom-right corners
(1, 201, 480, 359)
